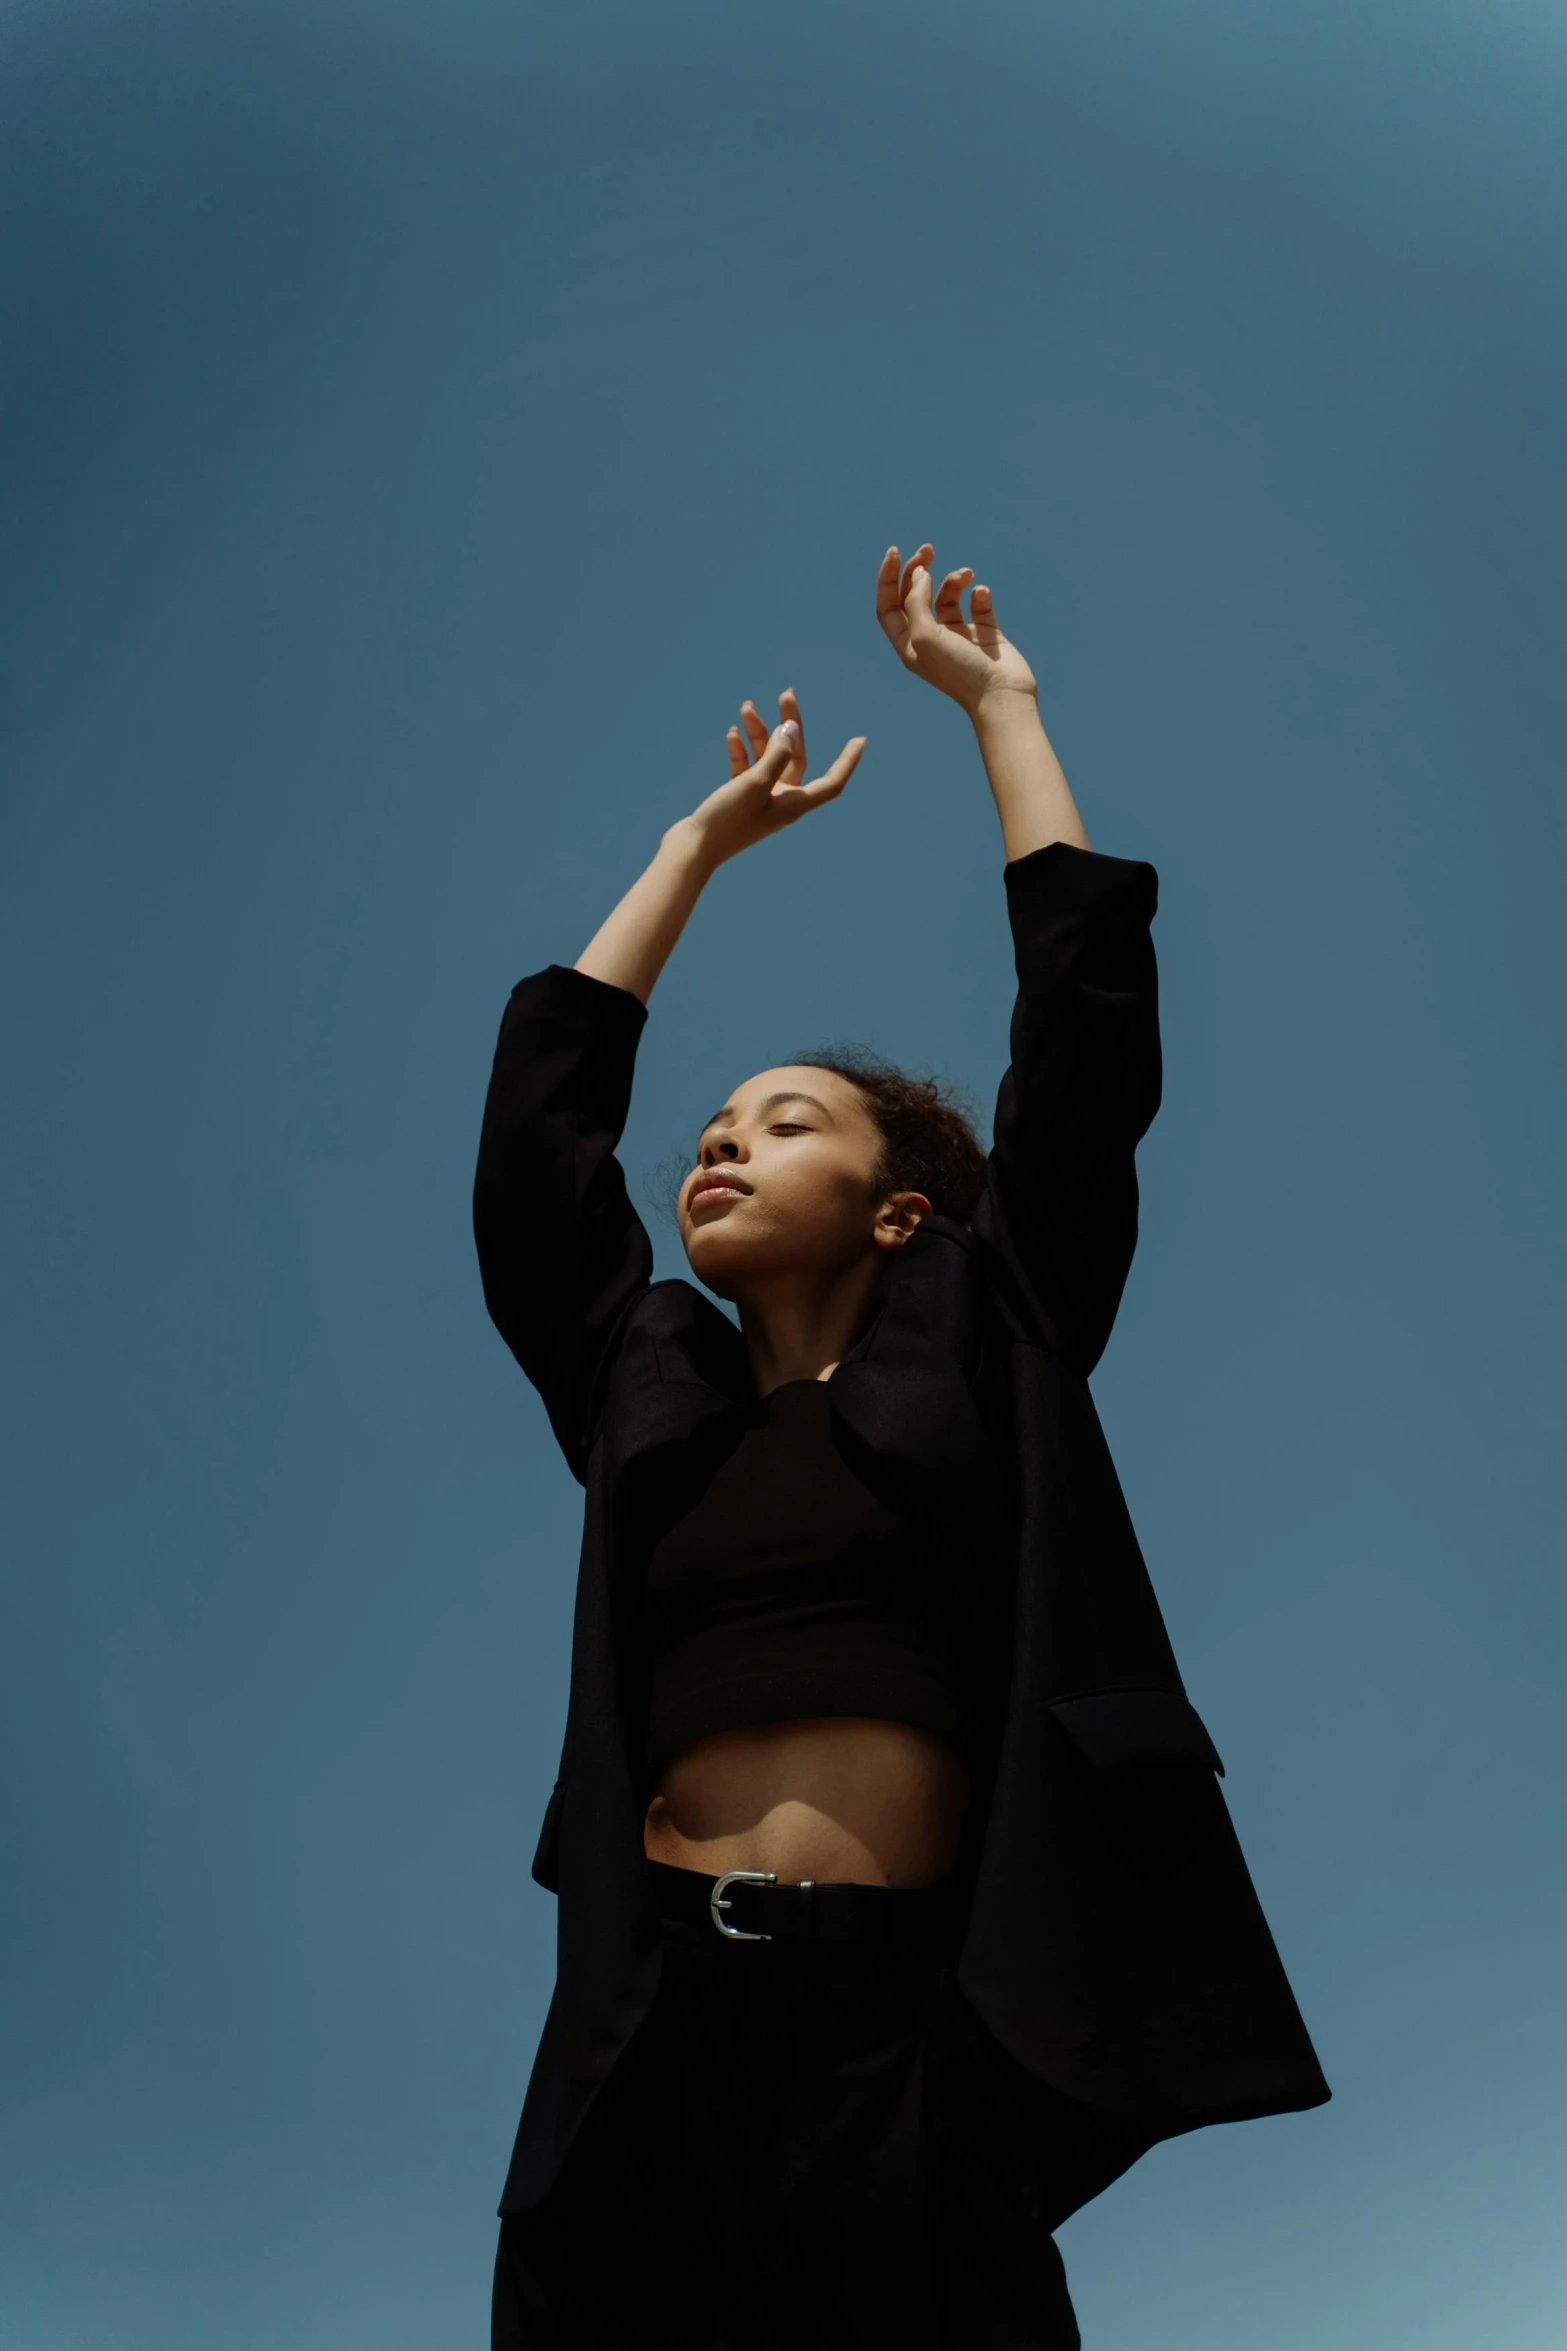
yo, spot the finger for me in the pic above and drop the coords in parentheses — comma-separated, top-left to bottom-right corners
(903, 560, 937, 643)
(777, 686, 805, 766)
(726, 724, 750, 780)
(815, 733, 867, 794)
(933, 566, 975, 628)
(969, 583, 1001, 637)
(748, 720, 800, 785)
(876, 546, 911, 649)
(782, 735, 867, 818)
(739, 700, 771, 761)
(899, 543, 935, 606)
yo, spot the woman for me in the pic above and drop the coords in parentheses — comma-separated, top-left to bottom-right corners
(475, 544, 1329, 2349)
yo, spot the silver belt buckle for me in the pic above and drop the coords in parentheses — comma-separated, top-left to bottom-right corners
(709, 1869, 777, 1939)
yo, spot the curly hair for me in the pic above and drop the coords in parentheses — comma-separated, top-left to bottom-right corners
(780, 1041, 989, 1222)
(650, 1046, 988, 1228)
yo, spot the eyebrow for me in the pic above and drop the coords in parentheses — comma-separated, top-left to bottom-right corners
(697, 1090, 836, 1141)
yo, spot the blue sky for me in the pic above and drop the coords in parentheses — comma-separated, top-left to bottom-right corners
(2, 2, 1564, 2343)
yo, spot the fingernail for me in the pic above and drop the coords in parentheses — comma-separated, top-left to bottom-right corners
(782, 720, 800, 744)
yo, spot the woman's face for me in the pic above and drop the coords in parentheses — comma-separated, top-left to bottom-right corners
(678, 1065, 928, 1299)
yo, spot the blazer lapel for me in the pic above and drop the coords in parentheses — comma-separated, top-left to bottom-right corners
(827, 1222, 1017, 1564)
(599, 1280, 752, 1525)
(603, 1224, 1015, 1563)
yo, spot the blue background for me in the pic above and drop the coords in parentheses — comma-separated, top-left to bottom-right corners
(3, 2, 1564, 2342)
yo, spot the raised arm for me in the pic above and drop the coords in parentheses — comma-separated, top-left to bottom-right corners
(875, 543, 1090, 860)
(978, 840, 1161, 1374)
(474, 963, 654, 1481)
(876, 544, 1160, 1374)
(474, 692, 865, 1473)
(573, 689, 865, 1000)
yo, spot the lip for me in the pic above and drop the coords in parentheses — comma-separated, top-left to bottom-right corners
(688, 1175, 752, 1208)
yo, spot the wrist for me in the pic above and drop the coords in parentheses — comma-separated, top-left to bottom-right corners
(661, 815, 724, 882)
(969, 684, 1043, 738)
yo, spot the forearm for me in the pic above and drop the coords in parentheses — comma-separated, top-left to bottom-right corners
(573, 819, 716, 1006)
(971, 691, 1091, 862)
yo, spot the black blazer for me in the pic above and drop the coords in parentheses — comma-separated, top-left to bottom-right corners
(474, 840, 1329, 2219)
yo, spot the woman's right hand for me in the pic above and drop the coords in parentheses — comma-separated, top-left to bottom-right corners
(677, 688, 866, 869)
(875, 542, 1039, 716)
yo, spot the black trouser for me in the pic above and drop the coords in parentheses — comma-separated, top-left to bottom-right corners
(493, 1867, 1105, 2350)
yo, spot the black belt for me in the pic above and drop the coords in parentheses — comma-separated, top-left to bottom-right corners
(648, 1858, 962, 1952)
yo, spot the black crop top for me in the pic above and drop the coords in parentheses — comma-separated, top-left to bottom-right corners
(642, 1378, 983, 1789)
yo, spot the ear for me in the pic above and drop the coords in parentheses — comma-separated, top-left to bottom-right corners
(873, 1190, 933, 1250)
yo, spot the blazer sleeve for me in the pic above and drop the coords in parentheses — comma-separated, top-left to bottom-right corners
(472, 962, 654, 1482)
(970, 840, 1162, 1377)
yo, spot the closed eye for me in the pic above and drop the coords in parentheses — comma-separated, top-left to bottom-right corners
(689, 1122, 813, 1155)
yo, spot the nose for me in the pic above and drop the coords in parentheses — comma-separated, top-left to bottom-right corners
(699, 1133, 743, 1168)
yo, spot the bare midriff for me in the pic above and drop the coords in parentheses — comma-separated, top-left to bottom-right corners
(642, 1715, 971, 1888)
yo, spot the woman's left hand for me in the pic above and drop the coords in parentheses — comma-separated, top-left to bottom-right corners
(680, 688, 865, 870)
(875, 543, 1038, 716)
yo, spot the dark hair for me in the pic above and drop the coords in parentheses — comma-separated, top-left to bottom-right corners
(649, 1046, 988, 1227)
(781, 1041, 988, 1222)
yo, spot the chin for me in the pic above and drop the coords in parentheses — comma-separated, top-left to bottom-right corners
(682, 1215, 792, 1290)
(680, 1236, 750, 1299)
(684, 1224, 855, 1300)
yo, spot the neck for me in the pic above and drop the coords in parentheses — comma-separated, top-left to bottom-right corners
(737, 1254, 884, 1398)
